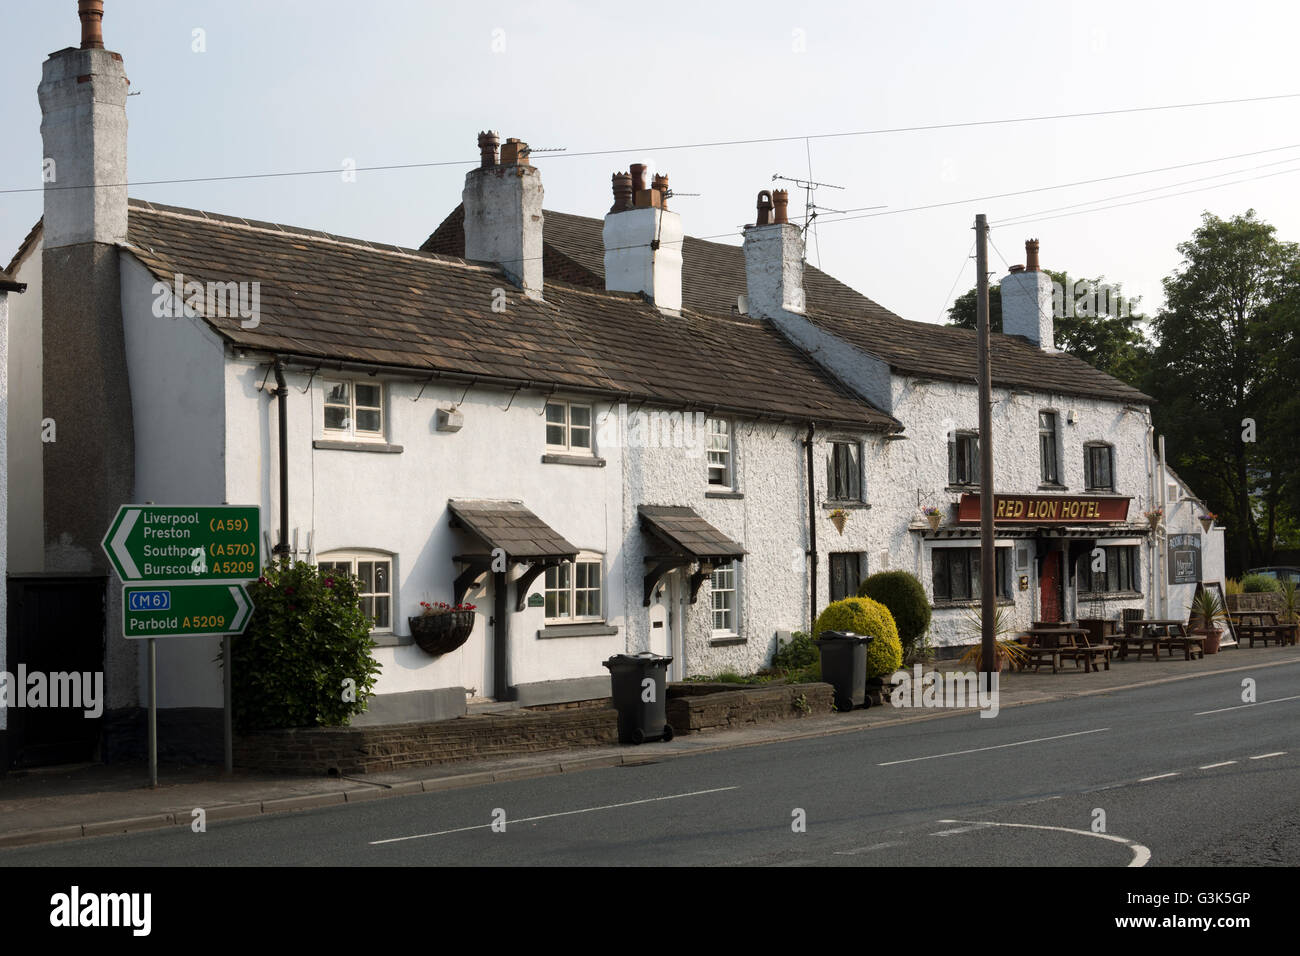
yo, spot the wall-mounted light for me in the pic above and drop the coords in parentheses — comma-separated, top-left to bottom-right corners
(1066, 410, 1078, 426)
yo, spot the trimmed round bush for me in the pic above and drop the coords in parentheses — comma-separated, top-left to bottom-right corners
(812, 597, 904, 678)
(857, 570, 931, 658)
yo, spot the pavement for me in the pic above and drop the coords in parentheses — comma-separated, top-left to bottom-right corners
(3, 641, 1298, 851)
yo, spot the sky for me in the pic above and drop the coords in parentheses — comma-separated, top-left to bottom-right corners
(4, 0, 1300, 328)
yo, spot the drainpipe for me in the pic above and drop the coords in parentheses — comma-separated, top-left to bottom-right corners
(804, 423, 818, 631)
(273, 357, 290, 565)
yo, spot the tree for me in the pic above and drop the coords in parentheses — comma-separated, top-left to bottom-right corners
(1145, 210, 1300, 573)
(947, 269, 1150, 387)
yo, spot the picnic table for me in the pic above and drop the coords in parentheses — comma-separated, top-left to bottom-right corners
(1021, 625, 1113, 674)
(1230, 611, 1298, 647)
(1118, 619, 1205, 661)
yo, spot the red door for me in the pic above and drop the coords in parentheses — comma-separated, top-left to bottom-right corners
(1040, 551, 1063, 623)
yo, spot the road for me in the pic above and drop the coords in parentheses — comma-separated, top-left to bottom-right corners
(4, 661, 1298, 866)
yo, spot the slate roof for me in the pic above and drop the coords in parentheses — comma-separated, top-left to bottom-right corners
(424, 205, 1152, 404)
(638, 505, 747, 561)
(447, 499, 578, 562)
(120, 200, 896, 430)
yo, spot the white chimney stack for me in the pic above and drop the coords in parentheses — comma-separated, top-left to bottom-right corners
(1001, 238, 1055, 350)
(38, 0, 128, 248)
(742, 190, 805, 318)
(602, 164, 682, 312)
(462, 132, 544, 300)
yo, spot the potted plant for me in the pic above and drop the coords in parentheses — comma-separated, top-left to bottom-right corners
(829, 508, 848, 534)
(1144, 507, 1164, 530)
(922, 505, 943, 532)
(1198, 512, 1216, 534)
(1187, 588, 1227, 654)
(409, 600, 477, 656)
(958, 604, 1029, 673)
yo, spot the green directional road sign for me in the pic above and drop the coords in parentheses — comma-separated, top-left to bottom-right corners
(102, 505, 260, 582)
(123, 583, 254, 639)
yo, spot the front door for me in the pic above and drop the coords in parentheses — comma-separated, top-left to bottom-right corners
(1039, 551, 1063, 623)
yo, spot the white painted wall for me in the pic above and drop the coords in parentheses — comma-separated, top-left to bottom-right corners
(602, 208, 684, 312)
(119, 254, 229, 707)
(5, 247, 43, 574)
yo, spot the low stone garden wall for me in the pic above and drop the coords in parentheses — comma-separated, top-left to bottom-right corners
(665, 682, 833, 734)
(1227, 593, 1284, 614)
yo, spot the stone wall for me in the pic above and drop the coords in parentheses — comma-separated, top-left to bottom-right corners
(665, 682, 832, 735)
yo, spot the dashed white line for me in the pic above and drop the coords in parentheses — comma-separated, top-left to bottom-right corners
(1195, 694, 1300, 716)
(1139, 772, 1180, 782)
(1198, 761, 1238, 770)
(367, 786, 739, 845)
(834, 841, 905, 855)
(1249, 751, 1287, 760)
(937, 819, 1150, 867)
(877, 728, 1110, 766)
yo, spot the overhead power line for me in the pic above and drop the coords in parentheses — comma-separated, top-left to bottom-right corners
(3, 92, 1299, 195)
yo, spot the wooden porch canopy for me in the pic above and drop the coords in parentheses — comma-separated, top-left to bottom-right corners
(638, 505, 746, 607)
(447, 499, 578, 609)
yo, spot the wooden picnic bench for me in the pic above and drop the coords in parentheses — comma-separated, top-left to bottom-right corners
(1118, 619, 1204, 661)
(1232, 611, 1299, 647)
(1022, 626, 1112, 673)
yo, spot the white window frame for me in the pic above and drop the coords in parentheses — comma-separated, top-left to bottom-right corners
(316, 550, 394, 633)
(323, 379, 385, 440)
(710, 561, 739, 636)
(706, 417, 734, 489)
(545, 400, 595, 454)
(543, 552, 604, 624)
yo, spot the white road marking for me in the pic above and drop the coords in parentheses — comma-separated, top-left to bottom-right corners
(834, 841, 905, 855)
(930, 824, 993, 837)
(877, 728, 1109, 766)
(367, 786, 739, 845)
(937, 818, 1151, 867)
(1249, 751, 1286, 760)
(1195, 694, 1300, 716)
(1139, 772, 1180, 782)
(1198, 761, 1238, 770)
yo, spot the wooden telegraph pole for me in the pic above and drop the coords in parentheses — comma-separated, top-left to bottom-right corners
(975, 214, 995, 678)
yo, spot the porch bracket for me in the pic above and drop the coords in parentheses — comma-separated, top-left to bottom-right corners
(688, 565, 713, 604)
(514, 562, 551, 612)
(643, 557, 688, 607)
(453, 557, 494, 606)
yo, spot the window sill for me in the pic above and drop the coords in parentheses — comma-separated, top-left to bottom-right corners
(537, 622, 619, 639)
(1083, 487, 1118, 494)
(314, 439, 403, 454)
(945, 484, 978, 493)
(823, 501, 870, 510)
(370, 632, 413, 647)
(708, 633, 746, 646)
(931, 599, 1015, 610)
(541, 453, 606, 467)
(1038, 483, 1069, 492)
(705, 490, 744, 499)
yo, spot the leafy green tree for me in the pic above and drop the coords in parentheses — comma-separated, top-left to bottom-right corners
(947, 269, 1150, 387)
(1145, 210, 1300, 572)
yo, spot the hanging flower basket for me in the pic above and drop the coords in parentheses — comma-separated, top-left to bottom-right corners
(1199, 512, 1215, 533)
(922, 506, 943, 532)
(829, 509, 848, 534)
(409, 602, 476, 656)
(1145, 508, 1163, 530)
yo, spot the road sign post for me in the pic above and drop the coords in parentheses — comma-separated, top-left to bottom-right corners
(102, 505, 260, 787)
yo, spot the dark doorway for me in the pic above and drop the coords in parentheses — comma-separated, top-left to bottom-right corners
(4, 576, 106, 769)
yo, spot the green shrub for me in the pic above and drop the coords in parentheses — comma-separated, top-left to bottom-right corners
(771, 631, 819, 671)
(228, 561, 382, 732)
(857, 570, 931, 658)
(812, 597, 904, 678)
(1241, 573, 1281, 593)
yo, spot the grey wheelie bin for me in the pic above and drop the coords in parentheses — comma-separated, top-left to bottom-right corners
(602, 651, 674, 744)
(816, 631, 875, 711)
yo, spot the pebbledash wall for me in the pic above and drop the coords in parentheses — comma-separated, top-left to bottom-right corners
(872, 376, 1156, 647)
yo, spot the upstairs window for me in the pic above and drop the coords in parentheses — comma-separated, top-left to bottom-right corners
(1085, 443, 1115, 491)
(545, 401, 593, 453)
(948, 431, 978, 486)
(827, 441, 862, 501)
(1039, 412, 1060, 485)
(324, 381, 383, 438)
(707, 418, 733, 488)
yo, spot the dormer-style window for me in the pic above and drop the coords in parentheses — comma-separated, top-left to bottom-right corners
(545, 400, 593, 453)
(324, 381, 384, 438)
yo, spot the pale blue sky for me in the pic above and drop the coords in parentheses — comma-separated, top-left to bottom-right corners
(4, 0, 1299, 325)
